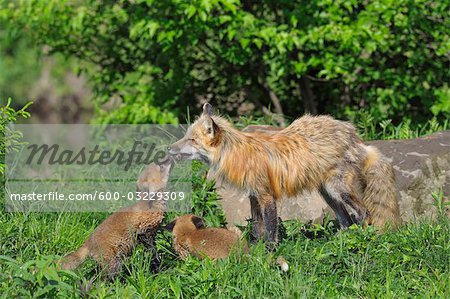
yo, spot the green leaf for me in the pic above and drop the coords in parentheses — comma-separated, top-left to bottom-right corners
(227, 29, 236, 40)
(186, 5, 196, 19)
(239, 38, 250, 49)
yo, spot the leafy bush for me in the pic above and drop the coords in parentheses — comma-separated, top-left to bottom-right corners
(0, 98, 31, 177)
(0, 255, 78, 297)
(0, 23, 41, 107)
(0, 7, 88, 120)
(2, 0, 448, 125)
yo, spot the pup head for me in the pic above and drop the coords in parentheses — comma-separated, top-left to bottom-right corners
(164, 214, 205, 234)
(168, 103, 220, 163)
(136, 155, 174, 192)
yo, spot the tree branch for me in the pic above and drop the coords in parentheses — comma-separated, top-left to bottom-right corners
(262, 82, 285, 126)
(299, 76, 318, 114)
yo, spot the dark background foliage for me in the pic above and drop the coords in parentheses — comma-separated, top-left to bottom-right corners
(1, 0, 448, 126)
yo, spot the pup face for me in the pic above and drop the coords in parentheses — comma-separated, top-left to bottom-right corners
(168, 103, 219, 163)
(165, 214, 205, 235)
(137, 155, 174, 192)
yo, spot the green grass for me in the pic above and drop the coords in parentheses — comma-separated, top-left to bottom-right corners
(1, 204, 449, 298)
(351, 112, 448, 141)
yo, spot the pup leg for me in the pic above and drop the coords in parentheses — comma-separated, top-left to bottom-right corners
(105, 257, 122, 279)
(138, 233, 161, 273)
(249, 194, 265, 243)
(319, 175, 368, 228)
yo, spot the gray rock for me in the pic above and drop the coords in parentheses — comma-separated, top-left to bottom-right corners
(208, 128, 450, 225)
(369, 131, 450, 222)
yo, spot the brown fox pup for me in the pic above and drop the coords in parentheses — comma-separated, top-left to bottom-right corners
(165, 214, 248, 260)
(60, 156, 174, 276)
(168, 103, 400, 244)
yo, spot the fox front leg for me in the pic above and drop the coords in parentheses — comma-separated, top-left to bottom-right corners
(263, 201, 279, 246)
(260, 194, 279, 247)
(249, 194, 265, 243)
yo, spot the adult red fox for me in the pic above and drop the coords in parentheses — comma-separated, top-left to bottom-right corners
(168, 103, 400, 243)
(60, 156, 174, 276)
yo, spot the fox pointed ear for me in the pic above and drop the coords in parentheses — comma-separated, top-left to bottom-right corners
(203, 116, 216, 136)
(164, 220, 176, 232)
(201, 103, 219, 138)
(202, 103, 213, 116)
(191, 216, 205, 229)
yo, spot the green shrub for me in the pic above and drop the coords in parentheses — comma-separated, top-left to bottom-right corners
(2, 0, 448, 125)
(0, 98, 31, 177)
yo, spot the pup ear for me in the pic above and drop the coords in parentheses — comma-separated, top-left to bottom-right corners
(164, 220, 177, 232)
(136, 183, 146, 193)
(191, 216, 205, 229)
(202, 102, 213, 116)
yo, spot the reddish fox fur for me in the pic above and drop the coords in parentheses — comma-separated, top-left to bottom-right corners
(169, 103, 400, 242)
(165, 214, 248, 260)
(60, 156, 174, 276)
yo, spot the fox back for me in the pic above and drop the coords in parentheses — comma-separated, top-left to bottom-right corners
(170, 111, 360, 199)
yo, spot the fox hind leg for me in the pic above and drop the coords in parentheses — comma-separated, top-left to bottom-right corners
(319, 173, 368, 228)
(102, 256, 123, 279)
(138, 232, 161, 273)
(319, 185, 352, 228)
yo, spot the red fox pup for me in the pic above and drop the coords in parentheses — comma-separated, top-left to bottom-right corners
(165, 214, 248, 260)
(168, 103, 400, 243)
(60, 156, 174, 276)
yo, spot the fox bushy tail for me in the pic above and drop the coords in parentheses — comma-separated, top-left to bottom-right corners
(60, 245, 89, 270)
(362, 146, 401, 229)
